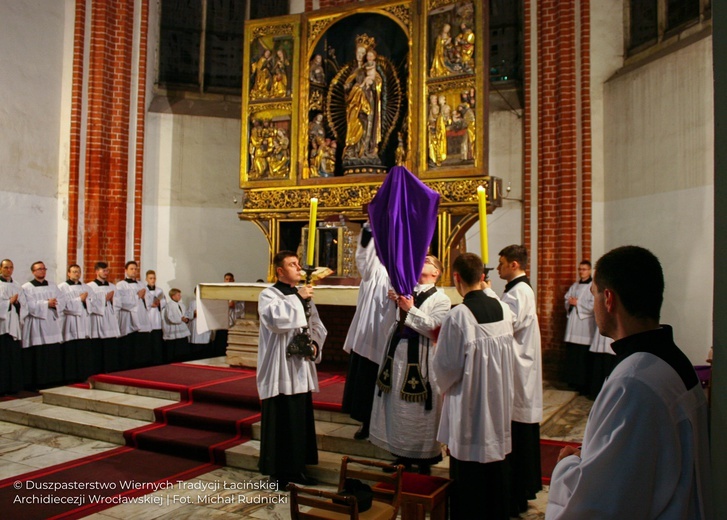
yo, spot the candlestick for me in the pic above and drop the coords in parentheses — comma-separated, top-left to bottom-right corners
(477, 186, 489, 265)
(306, 197, 318, 266)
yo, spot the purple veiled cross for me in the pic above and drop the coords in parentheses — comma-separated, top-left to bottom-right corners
(367, 166, 440, 297)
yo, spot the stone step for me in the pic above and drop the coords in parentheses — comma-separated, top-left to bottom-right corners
(250, 420, 391, 460)
(90, 380, 182, 401)
(0, 397, 149, 445)
(40, 386, 177, 422)
(224, 441, 449, 487)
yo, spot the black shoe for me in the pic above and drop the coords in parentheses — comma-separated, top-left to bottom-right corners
(353, 425, 369, 440)
(417, 463, 431, 475)
(289, 473, 318, 486)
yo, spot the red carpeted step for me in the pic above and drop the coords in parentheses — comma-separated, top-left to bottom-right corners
(155, 403, 260, 434)
(189, 377, 262, 408)
(126, 424, 252, 465)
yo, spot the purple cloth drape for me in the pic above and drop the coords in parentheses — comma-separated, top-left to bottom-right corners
(367, 166, 440, 296)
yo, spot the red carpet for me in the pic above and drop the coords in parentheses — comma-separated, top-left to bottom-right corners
(0, 363, 347, 519)
(540, 439, 581, 484)
(0, 447, 217, 520)
(1, 362, 576, 518)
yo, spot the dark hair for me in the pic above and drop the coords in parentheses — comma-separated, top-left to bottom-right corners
(273, 251, 299, 272)
(31, 261, 45, 272)
(498, 244, 528, 270)
(594, 246, 663, 321)
(67, 264, 80, 272)
(224, 272, 234, 279)
(0, 259, 12, 268)
(94, 261, 108, 270)
(580, 260, 592, 268)
(125, 260, 138, 269)
(452, 253, 484, 286)
(146, 270, 155, 277)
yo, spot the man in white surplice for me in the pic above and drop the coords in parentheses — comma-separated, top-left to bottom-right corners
(496, 244, 543, 515)
(22, 261, 67, 387)
(114, 260, 153, 369)
(369, 254, 451, 475)
(58, 264, 91, 381)
(0, 259, 27, 394)
(86, 261, 120, 373)
(257, 251, 327, 488)
(341, 222, 396, 440)
(433, 253, 515, 520)
(546, 246, 713, 519)
(563, 260, 596, 394)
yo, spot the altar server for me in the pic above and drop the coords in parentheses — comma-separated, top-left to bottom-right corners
(257, 251, 327, 488)
(145, 270, 166, 365)
(370, 254, 451, 475)
(185, 287, 212, 360)
(433, 253, 515, 519)
(341, 222, 396, 440)
(22, 261, 67, 388)
(86, 262, 120, 372)
(547, 246, 712, 519)
(114, 261, 153, 369)
(59, 264, 91, 381)
(563, 260, 596, 394)
(496, 245, 543, 515)
(0, 259, 26, 394)
(162, 288, 190, 361)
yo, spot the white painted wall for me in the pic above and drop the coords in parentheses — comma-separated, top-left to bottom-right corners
(141, 112, 270, 299)
(603, 36, 714, 364)
(467, 109, 525, 296)
(0, 1, 69, 282)
(589, 0, 623, 262)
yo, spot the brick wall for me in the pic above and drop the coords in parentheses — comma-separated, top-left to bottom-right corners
(525, 0, 592, 379)
(67, 0, 147, 282)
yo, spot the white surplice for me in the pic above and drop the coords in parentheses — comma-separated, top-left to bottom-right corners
(500, 277, 543, 423)
(162, 300, 190, 340)
(58, 281, 90, 341)
(114, 279, 153, 335)
(184, 299, 211, 344)
(547, 330, 713, 519)
(563, 281, 595, 345)
(0, 280, 26, 340)
(256, 284, 327, 400)
(433, 298, 515, 463)
(21, 281, 66, 347)
(86, 281, 120, 339)
(589, 330, 615, 355)
(146, 286, 166, 331)
(341, 230, 396, 363)
(369, 284, 451, 459)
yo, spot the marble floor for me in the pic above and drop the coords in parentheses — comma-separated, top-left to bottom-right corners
(0, 369, 594, 519)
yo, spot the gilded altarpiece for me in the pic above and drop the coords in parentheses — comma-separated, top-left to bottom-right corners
(239, 1, 497, 282)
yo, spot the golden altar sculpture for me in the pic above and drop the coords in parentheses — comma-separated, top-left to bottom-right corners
(239, 0, 498, 282)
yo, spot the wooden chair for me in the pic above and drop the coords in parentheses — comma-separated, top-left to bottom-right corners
(288, 456, 404, 520)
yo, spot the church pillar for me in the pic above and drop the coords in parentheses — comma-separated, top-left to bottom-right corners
(524, 0, 592, 378)
(67, 0, 148, 281)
